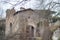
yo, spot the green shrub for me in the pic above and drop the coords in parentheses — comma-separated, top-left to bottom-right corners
(58, 37, 60, 40)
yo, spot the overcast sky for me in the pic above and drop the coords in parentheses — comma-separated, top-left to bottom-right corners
(0, 0, 40, 17)
(0, 0, 60, 18)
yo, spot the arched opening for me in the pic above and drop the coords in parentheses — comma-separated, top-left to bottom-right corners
(26, 25, 34, 37)
(10, 23, 12, 34)
(31, 26, 34, 37)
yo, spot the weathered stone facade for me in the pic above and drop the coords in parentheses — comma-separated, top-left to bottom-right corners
(5, 8, 56, 40)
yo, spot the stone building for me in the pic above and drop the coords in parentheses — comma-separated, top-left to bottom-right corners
(5, 8, 55, 40)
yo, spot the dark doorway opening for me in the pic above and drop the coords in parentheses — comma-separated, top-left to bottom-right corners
(10, 23, 12, 34)
(26, 25, 34, 37)
(31, 26, 34, 37)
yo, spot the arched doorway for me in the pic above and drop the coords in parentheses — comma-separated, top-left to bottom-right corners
(31, 26, 34, 37)
(26, 25, 34, 37)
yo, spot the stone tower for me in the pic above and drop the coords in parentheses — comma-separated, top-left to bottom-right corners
(5, 8, 16, 36)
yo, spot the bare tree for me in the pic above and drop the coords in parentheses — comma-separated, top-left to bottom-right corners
(1, 0, 30, 8)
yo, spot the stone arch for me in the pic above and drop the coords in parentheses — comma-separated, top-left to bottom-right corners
(10, 23, 12, 34)
(26, 25, 35, 37)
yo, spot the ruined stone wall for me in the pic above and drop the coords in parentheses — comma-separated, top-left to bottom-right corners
(17, 10, 50, 38)
(5, 8, 55, 40)
(5, 8, 16, 36)
(17, 10, 40, 40)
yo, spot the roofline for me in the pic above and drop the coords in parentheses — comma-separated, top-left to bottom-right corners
(13, 9, 56, 16)
(13, 8, 33, 16)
